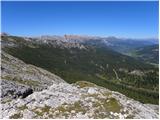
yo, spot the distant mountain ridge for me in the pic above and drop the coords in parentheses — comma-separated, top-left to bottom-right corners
(26, 34, 159, 55)
(2, 33, 158, 48)
(32, 34, 158, 44)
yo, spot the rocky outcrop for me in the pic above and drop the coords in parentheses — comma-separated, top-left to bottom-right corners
(1, 81, 159, 119)
(1, 80, 33, 99)
(1, 35, 87, 50)
(1, 51, 65, 102)
(0, 32, 9, 36)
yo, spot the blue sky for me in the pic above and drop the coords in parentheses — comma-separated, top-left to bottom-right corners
(1, 1, 158, 38)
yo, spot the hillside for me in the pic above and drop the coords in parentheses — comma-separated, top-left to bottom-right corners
(1, 35, 159, 104)
(1, 51, 65, 103)
(130, 45, 159, 64)
(1, 51, 159, 119)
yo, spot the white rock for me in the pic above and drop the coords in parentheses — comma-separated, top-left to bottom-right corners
(119, 113, 124, 119)
(88, 88, 97, 94)
(126, 101, 130, 104)
(76, 112, 89, 119)
(71, 110, 76, 113)
(23, 109, 36, 119)
(123, 108, 127, 112)
(110, 112, 113, 115)
(88, 102, 92, 107)
(113, 112, 119, 116)
(106, 99, 110, 102)
(124, 114, 128, 118)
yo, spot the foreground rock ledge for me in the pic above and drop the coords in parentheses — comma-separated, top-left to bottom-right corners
(1, 81, 159, 119)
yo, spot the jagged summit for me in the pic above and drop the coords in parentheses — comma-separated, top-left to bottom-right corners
(1, 32, 9, 36)
(64, 34, 96, 40)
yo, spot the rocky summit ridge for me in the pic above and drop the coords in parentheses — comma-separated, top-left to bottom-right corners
(1, 51, 159, 119)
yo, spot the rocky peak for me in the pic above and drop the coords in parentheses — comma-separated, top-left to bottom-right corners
(1, 32, 9, 36)
(64, 34, 88, 40)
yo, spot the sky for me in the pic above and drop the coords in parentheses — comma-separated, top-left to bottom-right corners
(1, 1, 159, 38)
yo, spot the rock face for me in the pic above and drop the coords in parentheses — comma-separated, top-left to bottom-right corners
(1, 80, 33, 99)
(1, 81, 159, 119)
(1, 52, 159, 119)
(1, 51, 65, 102)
